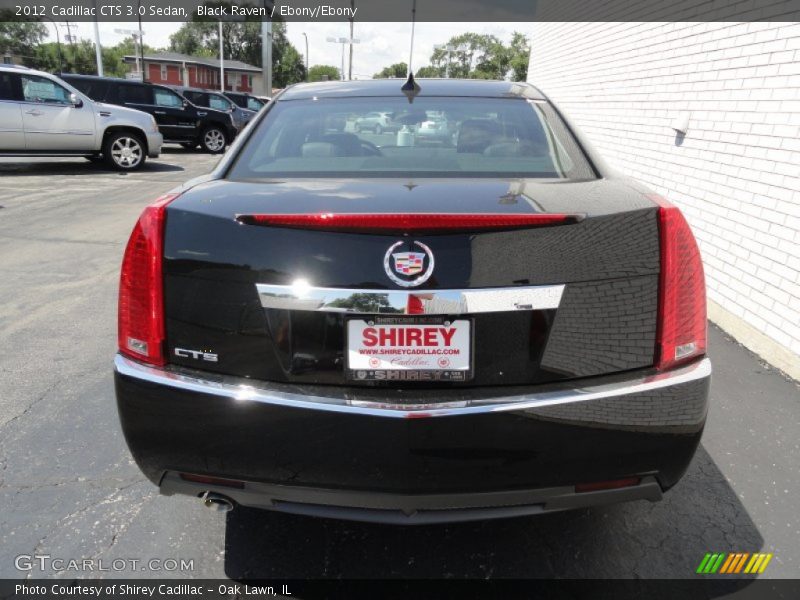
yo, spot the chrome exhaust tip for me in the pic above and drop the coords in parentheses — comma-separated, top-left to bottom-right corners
(201, 491, 235, 512)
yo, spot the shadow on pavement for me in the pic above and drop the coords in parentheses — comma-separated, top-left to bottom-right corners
(223, 445, 762, 583)
(160, 146, 203, 154)
(0, 159, 185, 175)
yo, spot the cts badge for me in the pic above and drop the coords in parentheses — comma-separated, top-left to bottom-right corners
(383, 241, 435, 287)
(174, 348, 219, 362)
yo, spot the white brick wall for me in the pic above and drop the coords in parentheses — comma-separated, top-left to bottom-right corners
(527, 19, 800, 378)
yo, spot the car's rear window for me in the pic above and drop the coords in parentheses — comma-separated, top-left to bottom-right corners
(228, 96, 596, 180)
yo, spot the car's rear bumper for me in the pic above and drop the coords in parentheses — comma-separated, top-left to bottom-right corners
(146, 132, 163, 157)
(114, 355, 710, 523)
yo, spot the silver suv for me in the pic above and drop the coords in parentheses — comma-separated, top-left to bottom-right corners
(0, 66, 162, 170)
(353, 111, 400, 134)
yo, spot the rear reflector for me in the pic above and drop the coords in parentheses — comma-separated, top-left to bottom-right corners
(236, 212, 584, 234)
(650, 195, 707, 371)
(179, 473, 245, 489)
(118, 193, 179, 366)
(575, 477, 641, 493)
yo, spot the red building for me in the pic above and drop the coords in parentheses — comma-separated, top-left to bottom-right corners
(123, 51, 263, 94)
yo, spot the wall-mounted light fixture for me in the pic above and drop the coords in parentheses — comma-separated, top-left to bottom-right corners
(671, 112, 691, 135)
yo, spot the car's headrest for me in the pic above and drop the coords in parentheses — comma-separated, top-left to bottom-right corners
(320, 133, 363, 154)
(301, 142, 339, 157)
(483, 141, 540, 157)
(456, 119, 503, 153)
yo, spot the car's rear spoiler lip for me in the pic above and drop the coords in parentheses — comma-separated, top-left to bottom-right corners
(235, 212, 586, 234)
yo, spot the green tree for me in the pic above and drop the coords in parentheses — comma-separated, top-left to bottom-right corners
(0, 21, 47, 64)
(169, 9, 305, 87)
(169, 26, 216, 59)
(271, 21, 305, 88)
(327, 294, 400, 314)
(373, 62, 407, 79)
(31, 40, 94, 74)
(27, 36, 157, 76)
(429, 33, 508, 79)
(508, 32, 531, 81)
(308, 64, 340, 82)
(415, 65, 443, 78)
(101, 36, 158, 78)
(418, 32, 530, 81)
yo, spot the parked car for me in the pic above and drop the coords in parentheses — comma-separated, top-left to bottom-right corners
(170, 86, 256, 132)
(0, 65, 161, 170)
(224, 91, 266, 113)
(61, 74, 236, 153)
(353, 110, 400, 134)
(415, 114, 454, 145)
(115, 79, 710, 524)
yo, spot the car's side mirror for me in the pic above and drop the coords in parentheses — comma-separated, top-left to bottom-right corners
(69, 93, 83, 108)
(182, 100, 189, 109)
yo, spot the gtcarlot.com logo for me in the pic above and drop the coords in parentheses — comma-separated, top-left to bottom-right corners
(696, 552, 773, 575)
(15, 554, 194, 573)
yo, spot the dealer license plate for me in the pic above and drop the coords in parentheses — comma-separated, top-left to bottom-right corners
(346, 317, 472, 382)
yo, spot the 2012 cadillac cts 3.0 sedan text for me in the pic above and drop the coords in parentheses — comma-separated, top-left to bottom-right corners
(114, 79, 711, 524)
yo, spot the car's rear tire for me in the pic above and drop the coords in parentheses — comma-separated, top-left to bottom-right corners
(201, 127, 227, 154)
(103, 132, 146, 171)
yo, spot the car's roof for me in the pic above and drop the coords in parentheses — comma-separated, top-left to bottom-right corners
(1, 65, 49, 77)
(0, 64, 32, 71)
(279, 78, 545, 101)
(60, 73, 171, 89)
(172, 86, 224, 95)
(60, 73, 125, 81)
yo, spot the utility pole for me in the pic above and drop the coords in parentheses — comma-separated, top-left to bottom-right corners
(261, 0, 273, 95)
(137, 0, 145, 80)
(435, 44, 459, 78)
(302, 32, 309, 80)
(45, 19, 64, 73)
(327, 37, 359, 81)
(92, 0, 103, 76)
(62, 22, 76, 46)
(115, 28, 142, 80)
(348, 0, 355, 80)
(219, 21, 225, 92)
(60, 22, 77, 70)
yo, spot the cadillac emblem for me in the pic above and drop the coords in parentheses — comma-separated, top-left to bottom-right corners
(383, 241, 435, 287)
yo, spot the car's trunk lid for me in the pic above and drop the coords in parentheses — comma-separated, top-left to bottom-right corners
(163, 177, 660, 387)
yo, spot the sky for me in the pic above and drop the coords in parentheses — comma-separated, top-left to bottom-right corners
(43, 21, 528, 79)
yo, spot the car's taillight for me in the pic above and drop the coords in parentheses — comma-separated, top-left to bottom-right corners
(118, 193, 179, 366)
(651, 195, 707, 370)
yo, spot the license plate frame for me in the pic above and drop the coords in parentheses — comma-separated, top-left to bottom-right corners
(345, 315, 474, 382)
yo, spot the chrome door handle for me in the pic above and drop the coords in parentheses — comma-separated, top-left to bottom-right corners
(25, 109, 44, 116)
(154, 110, 166, 114)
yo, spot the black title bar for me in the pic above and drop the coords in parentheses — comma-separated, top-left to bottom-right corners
(1, 0, 799, 22)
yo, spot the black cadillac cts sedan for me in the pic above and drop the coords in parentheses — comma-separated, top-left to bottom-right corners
(114, 79, 711, 524)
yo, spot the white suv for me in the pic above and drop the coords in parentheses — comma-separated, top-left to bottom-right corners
(0, 66, 163, 171)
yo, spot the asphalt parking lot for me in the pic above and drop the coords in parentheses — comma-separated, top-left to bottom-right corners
(0, 149, 798, 581)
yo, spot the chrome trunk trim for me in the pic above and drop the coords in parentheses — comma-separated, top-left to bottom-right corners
(256, 283, 565, 314)
(115, 354, 711, 420)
